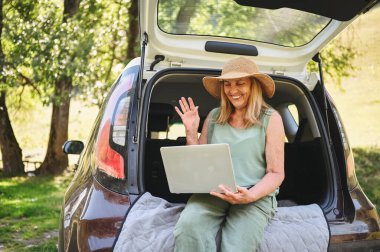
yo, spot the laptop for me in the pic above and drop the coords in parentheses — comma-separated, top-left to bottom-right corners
(160, 143, 237, 193)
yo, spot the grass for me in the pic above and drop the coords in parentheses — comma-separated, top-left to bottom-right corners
(353, 147, 380, 215)
(0, 173, 72, 251)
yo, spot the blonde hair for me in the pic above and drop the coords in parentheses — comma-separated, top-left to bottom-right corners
(216, 78, 269, 128)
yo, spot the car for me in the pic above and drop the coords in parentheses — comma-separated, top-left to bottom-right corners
(59, 0, 380, 251)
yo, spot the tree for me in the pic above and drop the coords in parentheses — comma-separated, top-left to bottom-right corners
(38, 0, 101, 174)
(38, 0, 139, 173)
(79, 0, 139, 107)
(0, 0, 37, 176)
(308, 37, 358, 87)
(1, 0, 140, 175)
(0, 90, 25, 176)
(126, 0, 139, 60)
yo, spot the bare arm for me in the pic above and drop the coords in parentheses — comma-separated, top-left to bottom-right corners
(197, 113, 210, 145)
(210, 111, 285, 204)
(247, 111, 285, 201)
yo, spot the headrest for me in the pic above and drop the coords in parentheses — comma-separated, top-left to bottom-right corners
(149, 103, 175, 117)
(148, 103, 175, 132)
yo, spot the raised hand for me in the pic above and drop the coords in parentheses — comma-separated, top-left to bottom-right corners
(175, 97, 200, 144)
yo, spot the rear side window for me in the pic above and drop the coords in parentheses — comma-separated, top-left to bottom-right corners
(288, 104, 299, 126)
(94, 66, 138, 194)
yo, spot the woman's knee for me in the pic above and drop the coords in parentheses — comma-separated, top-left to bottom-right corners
(175, 212, 205, 237)
(221, 225, 265, 251)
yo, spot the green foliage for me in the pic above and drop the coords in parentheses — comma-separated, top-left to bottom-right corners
(353, 147, 380, 215)
(2, 0, 135, 107)
(4, 87, 37, 125)
(78, 0, 134, 107)
(1, 0, 38, 90)
(308, 37, 358, 87)
(0, 173, 71, 251)
(6, 0, 105, 105)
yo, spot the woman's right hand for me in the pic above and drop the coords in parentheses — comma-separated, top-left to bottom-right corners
(175, 97, 200, 139)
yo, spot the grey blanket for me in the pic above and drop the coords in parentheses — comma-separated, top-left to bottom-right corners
(114, 193, 329, 252)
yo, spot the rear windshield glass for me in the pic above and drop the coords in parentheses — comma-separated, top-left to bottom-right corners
(157, 0, 331, 47)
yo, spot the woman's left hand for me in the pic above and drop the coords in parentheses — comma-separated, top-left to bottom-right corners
(210, 185, 257, 204)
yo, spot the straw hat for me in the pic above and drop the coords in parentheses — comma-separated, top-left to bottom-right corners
(203, 57, 275, 98)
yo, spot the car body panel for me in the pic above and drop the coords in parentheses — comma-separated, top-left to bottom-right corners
(63, 176, 130, 251)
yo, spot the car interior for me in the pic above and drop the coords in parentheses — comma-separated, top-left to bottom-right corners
(143, 73, 329, 206)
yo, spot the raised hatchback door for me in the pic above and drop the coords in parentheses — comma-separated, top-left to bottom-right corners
(139, 0, 378, 80)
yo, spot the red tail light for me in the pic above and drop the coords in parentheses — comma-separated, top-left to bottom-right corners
(93, 68, 137, 185)
(95, 120, 125, 179)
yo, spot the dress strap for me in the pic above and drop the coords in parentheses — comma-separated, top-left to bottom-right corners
(261, 107, 274, 130)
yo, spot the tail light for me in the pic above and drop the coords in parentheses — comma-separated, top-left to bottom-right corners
(93, 68, 137, 190)
(95, 119, 124, 179)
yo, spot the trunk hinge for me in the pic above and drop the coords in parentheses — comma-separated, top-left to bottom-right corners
(138, 32, 148, 101)
(133, 32, 149, 144)
(129, 32, 149, 194)
(312, 53, 332, 145)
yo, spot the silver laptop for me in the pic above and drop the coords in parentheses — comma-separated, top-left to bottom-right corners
(160, 143, 237, 193)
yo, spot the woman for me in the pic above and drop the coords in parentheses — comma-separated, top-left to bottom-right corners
(173, 57, 285, 251)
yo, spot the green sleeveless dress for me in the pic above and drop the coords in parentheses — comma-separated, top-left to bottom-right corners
(174, 107, 278, 252)
(207, 107, 274, 188)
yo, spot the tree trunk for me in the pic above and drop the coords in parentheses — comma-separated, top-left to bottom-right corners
(38, 0, 79, 175)
(0, 0, 25, 176)
(38, 78, 72, 175)
(0, 92, 25, 176)
(63, 0, 80, 20)
(126, 0, 139, 60)
(173, 0, 200, 34)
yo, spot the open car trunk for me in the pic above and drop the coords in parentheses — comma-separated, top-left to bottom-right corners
(112, 69, 335, 251)
(140, 69, 332, 208)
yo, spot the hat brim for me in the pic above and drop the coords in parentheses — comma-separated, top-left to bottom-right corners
(203, 72, 275, 98)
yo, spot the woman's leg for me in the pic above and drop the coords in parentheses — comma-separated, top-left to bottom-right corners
(174, 194, 229, 252)
(220, 196, 276, 252)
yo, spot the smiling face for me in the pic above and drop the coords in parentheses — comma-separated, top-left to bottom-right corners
(222, 77, 252, 110)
